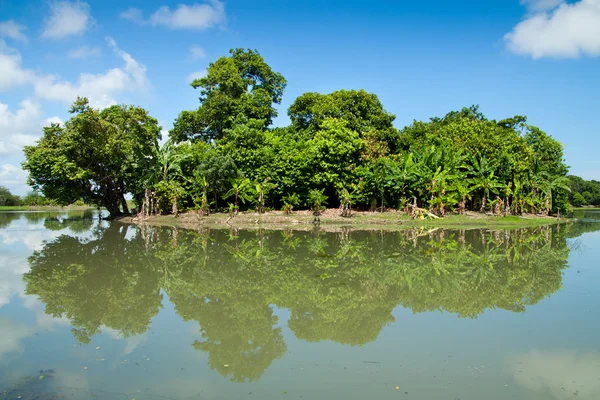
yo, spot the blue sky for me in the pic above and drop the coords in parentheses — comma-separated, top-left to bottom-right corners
(1, 0, 599, 195)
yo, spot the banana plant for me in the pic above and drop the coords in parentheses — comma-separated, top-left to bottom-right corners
(225, 177, 252, 214)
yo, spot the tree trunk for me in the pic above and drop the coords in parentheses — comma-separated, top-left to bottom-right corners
(144, 189, 151, 218)
(172, 195, 178, 217)
(104, 199, 122, 218)
(120, 194, 129, 215)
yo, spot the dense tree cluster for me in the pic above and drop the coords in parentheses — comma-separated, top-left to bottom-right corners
(0, 186, 21, 206)
(568, 175, 600, 207)
(0, 186, 59, 207)
(22, 49, 575, 217)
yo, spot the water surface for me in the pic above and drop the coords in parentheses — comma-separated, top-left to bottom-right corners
(1, 210, 599, 399)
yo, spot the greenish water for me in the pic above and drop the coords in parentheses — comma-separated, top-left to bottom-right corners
(1, 211, 600, 399)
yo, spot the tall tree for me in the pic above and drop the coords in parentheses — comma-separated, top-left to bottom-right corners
(171, 49, 287, 143)
(22, 98, 161, 217)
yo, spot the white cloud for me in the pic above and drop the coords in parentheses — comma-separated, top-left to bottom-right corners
(0, 100, 42, 155)
(120, 7, 144, 24)
(122, 1, 225, 30)
(187, 69, 207, 83)
(45, 116, 63, 126)
(0, 164, 29, 195)
(34, 37, 150, 108)
(68, 45, 101, 59)
(505, 0, 600, 58)
(0, 100, 62, 194)
(0, 51, 35, 90)
(151, 1, 226, 30)
(190, 45, 206, 59)
(41, 1, 93, 39)
(0, 20, 27, 42)
(520, 0, 564, 12)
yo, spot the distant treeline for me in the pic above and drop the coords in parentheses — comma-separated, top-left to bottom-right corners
(22, 49, 576, 217)
(568, 176, 600, 207)
(0, 186, 56, 207)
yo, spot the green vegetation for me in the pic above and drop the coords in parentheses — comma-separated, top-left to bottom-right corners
(22, 49, 577, 219)
(0, 185, 21, 206)
(24, 223, 575, 382)
(0, 185, 91, 209)
(568, 175, 600, 206)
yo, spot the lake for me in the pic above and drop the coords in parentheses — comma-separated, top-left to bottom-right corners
(1, 210, 599, 399)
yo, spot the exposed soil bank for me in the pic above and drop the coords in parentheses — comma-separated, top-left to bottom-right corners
(117, 208, 567, 231)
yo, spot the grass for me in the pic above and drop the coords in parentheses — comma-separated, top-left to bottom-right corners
(118, 209, 567, 231)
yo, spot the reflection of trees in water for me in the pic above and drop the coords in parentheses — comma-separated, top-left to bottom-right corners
(0, 212, 21, 229)
(42, 210, 97, 233)
(25, 223, 576, 381)
(0, 210, 98, 231)
(24, 224, 163, 344)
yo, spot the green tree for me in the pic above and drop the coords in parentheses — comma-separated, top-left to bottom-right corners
(308, 188, 328, 214)
(467, 155, 503, 212)
(572, 192, 586, 207)
(22, 98, 161, 217)
(171, 49, 286, 143)
(147, 139, 190, 215)
(0, 186, 21, 206)
(545, 175, 571, 215)
(307, 118, 363, 191)
(282, 192, 300, 214)
(197, 154, 240, 209)
(225, 177, 253, 212)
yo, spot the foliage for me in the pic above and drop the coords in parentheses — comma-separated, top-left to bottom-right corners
(568, 175, 600, 206)
(308, 188, 328, 213)
(282, 192, 300, 214)
(22, 98, 161, 217)
(0, 186, 21, 206)
(225, 177, 253, 211)
(196, 153, 241, 209)
(171, 48, 287, 143)
(20, 51, 578, 217)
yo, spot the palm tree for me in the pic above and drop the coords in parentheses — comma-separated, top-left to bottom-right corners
(143, 139, 189, 216)
(511, 176, 526, 215)
(467, 155, 503, 212)
(192, 170, 210, 215)
(527, 160, 550, 213)
(225, 177, 252, 214)
(452, 180, 473, 215)
(388, 153, 417, 208)
(546, 175, 571, 215)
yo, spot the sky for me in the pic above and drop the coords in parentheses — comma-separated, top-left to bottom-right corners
(1, 0, 599, 195)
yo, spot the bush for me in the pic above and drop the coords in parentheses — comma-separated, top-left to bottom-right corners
(572, 192, 587, 207)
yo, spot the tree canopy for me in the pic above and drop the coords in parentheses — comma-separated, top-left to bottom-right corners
(22, 98, 161, 216)
(170, 48, 287, 143)
(21, 49, 578, 217)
